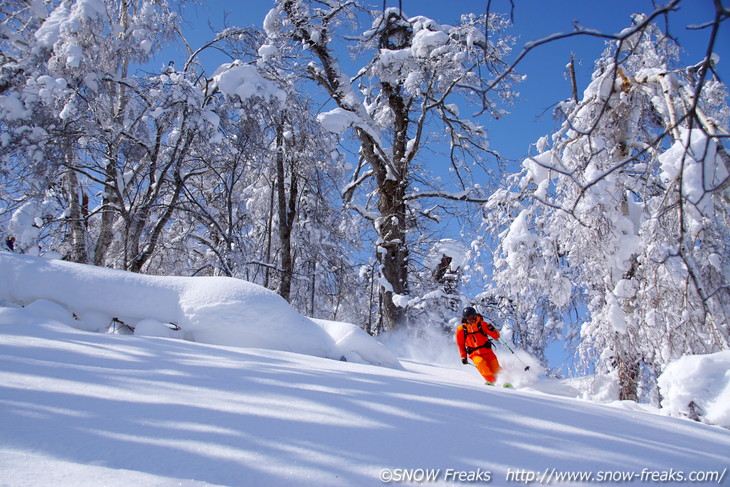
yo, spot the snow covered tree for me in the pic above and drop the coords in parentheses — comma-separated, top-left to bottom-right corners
(262, 0, 521, 331)
(485, 13, 729, 400)
(0, 0, 184, 269)
(153, 28, 363, 321)
(1, 0, 364, 320)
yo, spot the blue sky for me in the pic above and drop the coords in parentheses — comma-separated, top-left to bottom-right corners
(171, 0, 728, 163)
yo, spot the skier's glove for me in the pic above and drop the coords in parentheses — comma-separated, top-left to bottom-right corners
(461, 358, 468, 365)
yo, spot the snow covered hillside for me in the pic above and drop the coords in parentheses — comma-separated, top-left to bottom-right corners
(1, 253, 729, 486)
(0, 253, 401, 369)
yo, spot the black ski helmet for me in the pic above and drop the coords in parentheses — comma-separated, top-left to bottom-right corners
(462, 306, 477, 319)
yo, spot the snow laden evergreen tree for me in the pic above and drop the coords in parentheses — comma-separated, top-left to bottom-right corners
(262, 0, 521, 331)
(485, 15, 729, 400)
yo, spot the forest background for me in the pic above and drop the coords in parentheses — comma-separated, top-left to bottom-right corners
(1, 0, 728, 404)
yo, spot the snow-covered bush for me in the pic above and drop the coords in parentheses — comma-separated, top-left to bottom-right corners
(658, 351, 730, 428)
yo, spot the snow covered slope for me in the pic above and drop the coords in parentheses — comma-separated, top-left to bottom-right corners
(1, 253, 729, 486)
(0, 307, 728, 486)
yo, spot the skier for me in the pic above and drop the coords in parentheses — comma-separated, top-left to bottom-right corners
(456, 306, 501, 385)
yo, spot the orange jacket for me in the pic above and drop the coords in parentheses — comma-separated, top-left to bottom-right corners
(456, 315, 500, 359)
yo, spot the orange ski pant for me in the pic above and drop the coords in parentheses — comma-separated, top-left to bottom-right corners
(472, 352, 500, 383)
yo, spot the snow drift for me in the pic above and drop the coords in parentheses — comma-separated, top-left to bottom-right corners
(0, 253, 399, 368)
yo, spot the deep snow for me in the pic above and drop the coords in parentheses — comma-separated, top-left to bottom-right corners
(1, 253, 729, 486)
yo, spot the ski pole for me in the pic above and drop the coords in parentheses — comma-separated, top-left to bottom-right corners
(498, 338, 530, 371)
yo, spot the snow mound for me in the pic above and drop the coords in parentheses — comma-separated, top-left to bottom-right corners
(0, 253, 396, 366)
(658, 351, 730, 428)
(312, 318, 403, 370)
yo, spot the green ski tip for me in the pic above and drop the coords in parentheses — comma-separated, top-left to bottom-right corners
(485, 381, 495, 386)
(503, 383, 514, 388)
